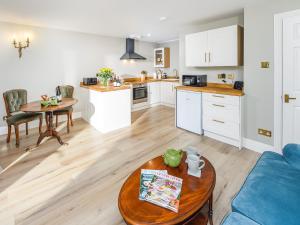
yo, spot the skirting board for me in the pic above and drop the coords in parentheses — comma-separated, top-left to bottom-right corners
(0, 112, 82, 136)
(242, 138, 276, 154)
(204, 131, 241, 149)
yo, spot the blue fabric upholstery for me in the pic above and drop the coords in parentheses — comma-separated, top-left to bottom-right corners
(283, 144, 300, 170)
(221, 144, 300, 225)
(221, 212, 260, 225)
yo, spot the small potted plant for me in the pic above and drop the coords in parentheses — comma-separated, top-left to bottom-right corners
(96, 67, 113, 86)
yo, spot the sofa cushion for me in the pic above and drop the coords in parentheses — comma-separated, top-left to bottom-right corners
(221, 212, 260, 225)
(232, 151, 300, 225)
(283, 144, 300, 170)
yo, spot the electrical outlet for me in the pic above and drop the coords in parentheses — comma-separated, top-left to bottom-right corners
(258, 129, 272, 137)
(217, 74, 226, 79)
(227, 74, 234, 80)
(261, 61, 270, 68)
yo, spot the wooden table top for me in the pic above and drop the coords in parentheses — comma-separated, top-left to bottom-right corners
(21, 98, 78, 112)
(118, 154, 216, 225)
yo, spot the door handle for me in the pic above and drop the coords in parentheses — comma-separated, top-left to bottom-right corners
(284, 94, 296, 103)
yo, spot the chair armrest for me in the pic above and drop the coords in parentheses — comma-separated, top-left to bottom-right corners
(283, 144, 300, 170)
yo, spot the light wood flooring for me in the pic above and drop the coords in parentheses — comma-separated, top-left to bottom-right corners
(0, 106, 260, 225)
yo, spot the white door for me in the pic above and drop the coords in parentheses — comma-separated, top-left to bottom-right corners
(148, 82, 161, 104)
(176, 91, 202, 134)
(283, 16, 300, 145)
(185, 32, 208, 67)
(208, 25, 238, 66)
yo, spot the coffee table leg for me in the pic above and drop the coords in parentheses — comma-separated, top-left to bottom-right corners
(208, 193, 213, 225)
(36, 111, 65, 146)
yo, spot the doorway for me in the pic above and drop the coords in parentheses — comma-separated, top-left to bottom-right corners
(274, 9, 300, 152)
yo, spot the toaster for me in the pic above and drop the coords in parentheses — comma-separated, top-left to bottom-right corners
(83, 77, 98, 85)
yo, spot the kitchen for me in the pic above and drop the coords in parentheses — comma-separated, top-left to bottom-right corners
(80, 24, 244, 149)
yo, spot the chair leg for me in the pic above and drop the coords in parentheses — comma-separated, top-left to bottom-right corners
(45, 114, 49, 129)
(39, 116, 43, 134)
(14, 125, 20, 147)
(26, 123, 29, 135)
(7, 125, 11, 143)
(56, 115, 58, 127)
(67, 114, 70, 133)
(70, 112, 73, 126)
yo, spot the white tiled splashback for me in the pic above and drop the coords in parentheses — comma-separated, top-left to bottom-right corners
(180, 67, 244, 84)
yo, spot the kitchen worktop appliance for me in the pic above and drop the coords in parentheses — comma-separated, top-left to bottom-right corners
(182, 75, 207, 87)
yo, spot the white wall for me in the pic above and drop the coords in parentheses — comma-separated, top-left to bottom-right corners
(158, 40, 179, 76)
(0, 21, 157, 127)
(179, 15, 244, 83)
(244, 0, 300, 146)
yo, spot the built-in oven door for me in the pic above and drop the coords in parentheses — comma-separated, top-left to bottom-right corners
(133, 87, 148, 104)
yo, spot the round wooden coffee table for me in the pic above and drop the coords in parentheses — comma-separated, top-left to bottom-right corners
(118, 153, 216, 225)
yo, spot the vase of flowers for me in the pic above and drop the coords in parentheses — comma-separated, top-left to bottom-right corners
(96, 67, 113, 86)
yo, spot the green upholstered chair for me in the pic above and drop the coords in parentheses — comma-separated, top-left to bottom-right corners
(3, 89, 42, 146)
(53, 85, 74, 133)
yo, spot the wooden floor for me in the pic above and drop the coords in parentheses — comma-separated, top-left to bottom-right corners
(0, 106, 260, 225)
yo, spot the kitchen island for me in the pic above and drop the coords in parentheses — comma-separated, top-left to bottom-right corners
(80, 83, 131, 133)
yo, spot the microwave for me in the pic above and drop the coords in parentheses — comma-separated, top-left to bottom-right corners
(182, 75, 207, 87)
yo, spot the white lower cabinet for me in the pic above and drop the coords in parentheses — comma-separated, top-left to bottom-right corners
(176, 90, 203, 134)
(202, 93, 242, 148)
(161, 82, 179, 107)
(148, 82, 161, 105)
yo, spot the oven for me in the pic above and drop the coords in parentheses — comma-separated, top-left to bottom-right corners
(132, 83, 148, 104)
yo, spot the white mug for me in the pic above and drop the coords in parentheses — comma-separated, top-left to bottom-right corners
(187, 155, 205, 173)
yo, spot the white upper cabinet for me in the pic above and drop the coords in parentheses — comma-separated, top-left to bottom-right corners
(185, 32, 208, 67)
(185, 25, 243, 67)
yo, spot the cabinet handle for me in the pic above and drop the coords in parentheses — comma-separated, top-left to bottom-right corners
(186, 98, 190, 101)
(209, 52, 211, 62)
(213, 104, 225, 108)
(212, 95, 224, 98)
(213, 119, 225, 124)
(205, 53, 207, 62)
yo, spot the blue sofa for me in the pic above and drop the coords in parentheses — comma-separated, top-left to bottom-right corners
(221, 144, 300, 225)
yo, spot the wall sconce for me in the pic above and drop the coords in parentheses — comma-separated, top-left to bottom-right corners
(12, 36, 30, 58)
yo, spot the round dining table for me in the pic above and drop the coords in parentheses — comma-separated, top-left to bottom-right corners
(21, 98, 78, 146)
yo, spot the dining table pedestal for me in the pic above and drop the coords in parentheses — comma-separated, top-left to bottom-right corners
(37, 111, 64, 145)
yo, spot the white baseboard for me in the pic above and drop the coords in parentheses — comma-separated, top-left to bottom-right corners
(242, 138, 276, 154)
(0, 112, 82, 136)
(204, 131, 242, 149)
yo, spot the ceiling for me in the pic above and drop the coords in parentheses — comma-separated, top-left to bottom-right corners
(0, 0, 260, 43)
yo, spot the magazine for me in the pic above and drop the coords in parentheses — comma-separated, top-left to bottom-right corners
(139, 169, 167, 200)
(144, 173, 183, 212)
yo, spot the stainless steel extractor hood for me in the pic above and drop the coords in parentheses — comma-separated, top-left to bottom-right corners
(120, 38, 146, 60)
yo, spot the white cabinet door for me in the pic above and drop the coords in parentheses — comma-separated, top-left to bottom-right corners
(207, 25, 239, 66)
(148, 82, 161, 105)
(185, 32, 208, 67)
(176, 91, 202, 134)
(161, 82, 179, 106)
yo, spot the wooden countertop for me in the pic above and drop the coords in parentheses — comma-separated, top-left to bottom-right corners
(123, 77, 179, 85)
(80, 83, 131, 92)
(176, 83, 244, 96)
